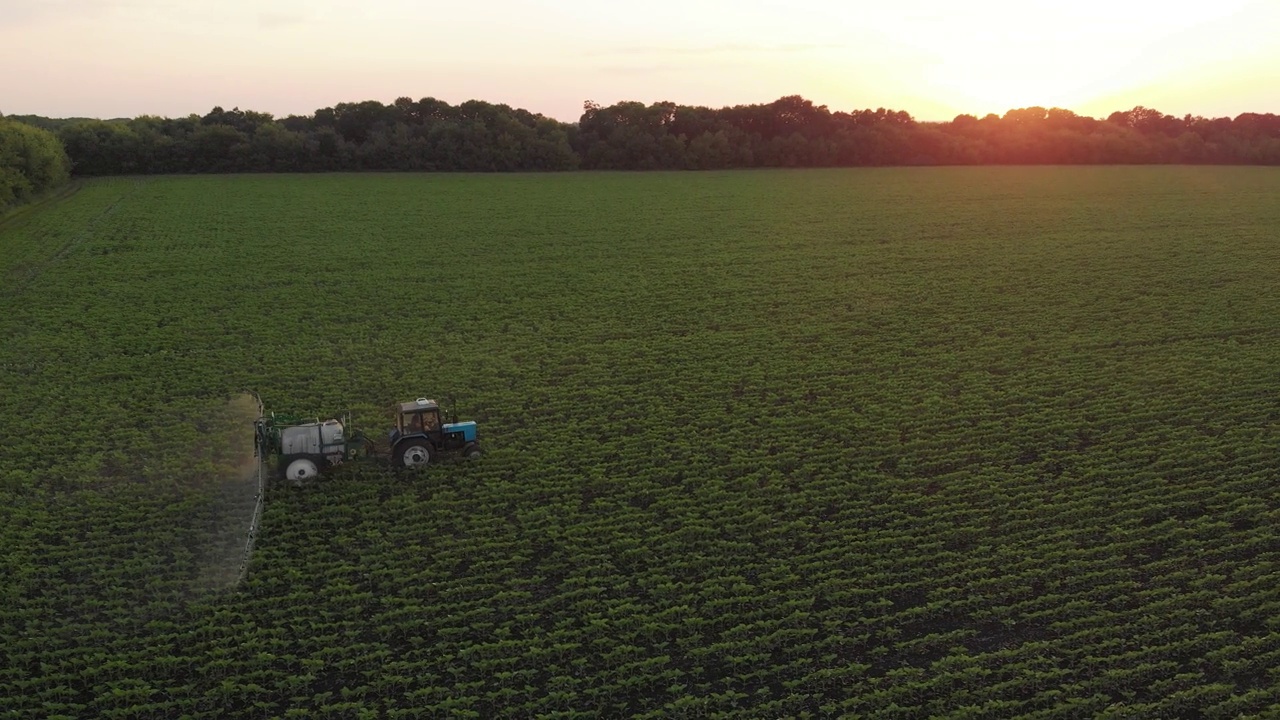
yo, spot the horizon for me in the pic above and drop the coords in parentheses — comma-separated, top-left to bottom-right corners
(9, 92, 1280, 126)
(4, 0, 1280, 124)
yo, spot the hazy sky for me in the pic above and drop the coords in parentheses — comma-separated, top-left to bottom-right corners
(4, 0, 1279, 122)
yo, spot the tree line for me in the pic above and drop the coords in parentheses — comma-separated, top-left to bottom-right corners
(0, 116, 71, 212)
(9, 95, 1280, 178)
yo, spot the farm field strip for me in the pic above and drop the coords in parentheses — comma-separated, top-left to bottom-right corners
(3, 168, 1280, 717)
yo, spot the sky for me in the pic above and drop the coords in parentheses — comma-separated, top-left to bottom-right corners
(3, 0, 1280, 123)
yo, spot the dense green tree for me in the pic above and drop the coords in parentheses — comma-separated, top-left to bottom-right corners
(40, 97, 577, 175)
(248, 123, 307, 172)
(12, 94, 1280, 176)
(332, 100, 394, 143)
(202, 106, 274, 135)
(59, 120, 128, 175)
(685, 130, 734, 170)
(189, 124, 250, 173)
(0, 117, 71, 210)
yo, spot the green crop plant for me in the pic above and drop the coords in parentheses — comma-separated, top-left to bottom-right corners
(3, 167, 1280, 717)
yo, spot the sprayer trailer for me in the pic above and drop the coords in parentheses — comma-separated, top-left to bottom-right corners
(254, 412, 370, 483)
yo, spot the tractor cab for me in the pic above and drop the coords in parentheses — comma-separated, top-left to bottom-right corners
(396, 398, 442, 437)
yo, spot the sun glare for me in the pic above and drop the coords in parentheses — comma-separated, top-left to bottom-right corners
(847, 0, 1271, 119)
(908, 9, 1162, 117)
(925, 49, 1129, 118)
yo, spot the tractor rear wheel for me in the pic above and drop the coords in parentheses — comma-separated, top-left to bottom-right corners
(397, 441, 432, 469)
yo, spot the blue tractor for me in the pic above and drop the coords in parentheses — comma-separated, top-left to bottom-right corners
(390, 397, 482, 468)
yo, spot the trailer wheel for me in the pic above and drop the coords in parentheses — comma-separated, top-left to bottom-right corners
(285, 458, 319, 486)
(397, 441, 432, 469)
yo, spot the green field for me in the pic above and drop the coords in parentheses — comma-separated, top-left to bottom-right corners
(4, 168, 1280, 718)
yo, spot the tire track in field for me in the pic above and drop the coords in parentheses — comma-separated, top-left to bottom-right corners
(2, 178, 149, 297)
(0, 180, 83, 234)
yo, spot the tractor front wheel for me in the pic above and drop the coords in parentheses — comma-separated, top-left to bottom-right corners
(463, 443, 482, 460)
(397, 441, 432, 469)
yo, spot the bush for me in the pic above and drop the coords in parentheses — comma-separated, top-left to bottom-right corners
(0, 117, 71, 211)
